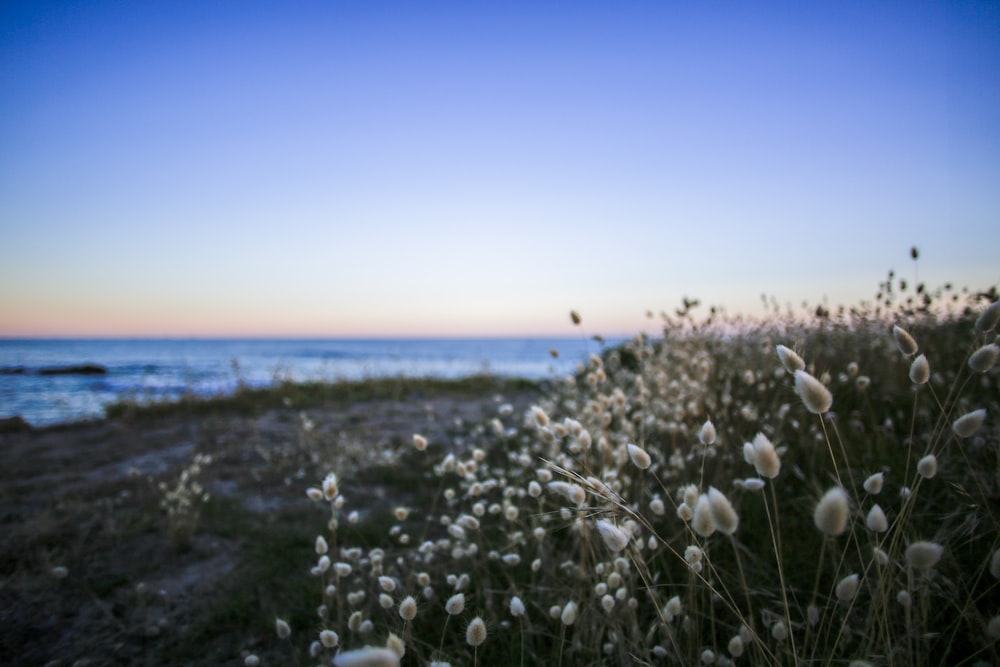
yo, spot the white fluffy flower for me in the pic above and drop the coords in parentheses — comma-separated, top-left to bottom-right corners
(905, 541, 944, 571)
(333, 647, 401, 667)
(866, 504, 888, 533)
(596, 519, 631, 552)
(627, 443, 652, 470)
(814, 487, 850, 536)
(835, 573, 860, 602)
(892, 325, 918, 356)
(707, 487, 739, 535)
(863, 472, 884, 495)
(909, 354, 930, 385)
(776, 345, 806, 374)
(953, 409, 986, 438)
(795, 370, 833, 414)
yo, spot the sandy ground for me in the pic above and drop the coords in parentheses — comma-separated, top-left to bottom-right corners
(0, 380, 541, 666)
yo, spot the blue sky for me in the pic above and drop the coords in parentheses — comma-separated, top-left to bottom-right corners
(1, 1, 997, 336)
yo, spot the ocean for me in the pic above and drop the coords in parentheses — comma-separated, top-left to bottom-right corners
(0, 337, 617, 427)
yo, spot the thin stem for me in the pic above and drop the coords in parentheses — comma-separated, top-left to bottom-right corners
(765, 483, 798, 665)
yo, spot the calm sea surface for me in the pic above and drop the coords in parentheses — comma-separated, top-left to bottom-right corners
(0, 338, 617, 426)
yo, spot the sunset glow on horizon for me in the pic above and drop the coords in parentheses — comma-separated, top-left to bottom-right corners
(2, 1, 998, 338)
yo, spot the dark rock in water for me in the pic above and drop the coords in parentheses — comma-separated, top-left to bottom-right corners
(0, 415, 32, 433)
(1, 364, 108, 376)
(37, 364, 109, 376)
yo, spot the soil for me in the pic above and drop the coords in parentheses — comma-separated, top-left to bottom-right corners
(0, 380, 541, 667)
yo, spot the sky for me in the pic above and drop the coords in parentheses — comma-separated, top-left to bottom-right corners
(1, 1, 998, 337)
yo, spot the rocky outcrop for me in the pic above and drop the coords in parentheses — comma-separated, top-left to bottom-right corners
(0, 415, 32, 433)
(38, 364, 108, 376)
(1, 364, 108, 376)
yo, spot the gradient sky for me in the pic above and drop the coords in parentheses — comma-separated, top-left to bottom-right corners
(1, 1, 998, 337)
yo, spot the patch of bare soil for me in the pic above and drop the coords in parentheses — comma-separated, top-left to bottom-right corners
(0, 380, 541, 666)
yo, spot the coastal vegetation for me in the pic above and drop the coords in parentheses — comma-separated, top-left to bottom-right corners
(2, 258, 998, 666)
(271, 263, 999, 667)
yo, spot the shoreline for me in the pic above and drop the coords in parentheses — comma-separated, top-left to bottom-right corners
(0, 373, 545, 432)
(0, 336, 600, 428)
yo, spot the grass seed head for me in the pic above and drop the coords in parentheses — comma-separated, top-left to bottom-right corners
(777, 345, 806, 374)
(969, 344, 1000, 373)
(560, 600, 578, 625)
(917, 454, 937, 479)
(399, 595, 417, 621)
(707, 487, 739, 535)
(794, 370, 833, 414)
(808, 604, 821, 626)
(510, 596, 525, 617)
(975, 300, 1000, 332)
(863, 472, 884, 495)
(386, 632, 405, 658)
(751, 433, 781, 478)
(909, 354, 930, 385)
(445, 592, 465, 615)
(866, 504, 888, 532)
(989, 616, 1000, 640)
(953, 409, 987, 437)
(692, 494, 717, 537)
(892, 325, 919, 356)
(332, 647, 401, 667)
(894, 590, 913, 611)
(596, 519, 631, 552)
(905, 541, 945, 571)
(664, 595, 682, 621)
(836, 573, 860, 602)
(530, 406, 550, 427)
(627, 443, 652, 470)
(699, 420, 717, 445)
(466, 616, 487, 647)
(814, 487, 850, 536)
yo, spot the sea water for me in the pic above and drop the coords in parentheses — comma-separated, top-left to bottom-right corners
(0, 337, 618, 426)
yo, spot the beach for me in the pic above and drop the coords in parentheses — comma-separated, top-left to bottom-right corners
(0, 376, 542, 666)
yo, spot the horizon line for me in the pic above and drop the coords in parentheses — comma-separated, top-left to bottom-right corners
(0, 332, 636, 341)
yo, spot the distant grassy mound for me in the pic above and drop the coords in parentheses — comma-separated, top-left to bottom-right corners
(105, 374, 540, 421)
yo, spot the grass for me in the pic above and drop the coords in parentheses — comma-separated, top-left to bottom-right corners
(5, 261, 998, 667)
(0, 374, 543, 666)
(258, 266, 999, 667)
(104, 375, 540, 422)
